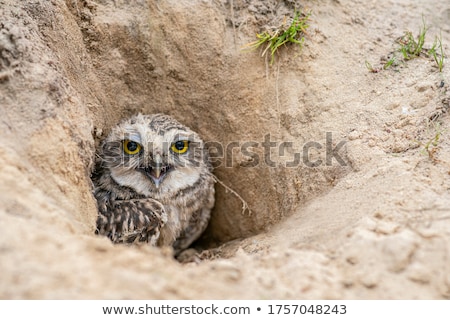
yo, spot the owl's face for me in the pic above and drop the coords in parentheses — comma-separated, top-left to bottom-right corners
(100, 114, 209, 198)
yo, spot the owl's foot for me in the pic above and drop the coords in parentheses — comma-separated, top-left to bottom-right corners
(175, 248, 202, 263)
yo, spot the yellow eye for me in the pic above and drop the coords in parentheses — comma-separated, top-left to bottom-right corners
(123, 140, 142, 155)
(171, 140, 189, 154)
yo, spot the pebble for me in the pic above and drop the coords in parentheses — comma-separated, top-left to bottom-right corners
(348, 130, 361, 140)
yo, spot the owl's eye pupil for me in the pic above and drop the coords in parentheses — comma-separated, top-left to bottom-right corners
(127, 141, 138, 152)
(123, 140, 142, 155)
(174, 141, 185, 151)
(170, 140, 189, 154)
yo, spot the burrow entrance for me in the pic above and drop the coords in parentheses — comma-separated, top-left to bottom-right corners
(41, 0, 351, 251)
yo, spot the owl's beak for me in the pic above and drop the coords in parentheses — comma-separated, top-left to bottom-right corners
(151, 154, 164, 188)
(149, 165, 165, 188)
(153, 166, 162, 179)
(138, 154, 173, 188)
(138, 165, 172, 188)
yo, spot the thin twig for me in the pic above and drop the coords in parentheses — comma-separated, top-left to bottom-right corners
(276, 62, 281, 138)
(230, 0, 237, 47)
(210, 173, 251, 215)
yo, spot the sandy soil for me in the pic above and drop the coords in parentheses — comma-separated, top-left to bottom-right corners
(1, 0, 449, 299)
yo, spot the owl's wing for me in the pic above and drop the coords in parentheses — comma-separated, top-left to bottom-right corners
(96, 198, 167, 246)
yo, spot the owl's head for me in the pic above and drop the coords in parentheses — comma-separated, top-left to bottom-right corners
(99, 114, 210, 197)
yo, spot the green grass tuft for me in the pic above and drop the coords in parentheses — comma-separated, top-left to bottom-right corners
(366, 17, 445, 73)
(429, 32, 445, 72)
(397, 17, 428, 60)
(243, 10, 311, 65)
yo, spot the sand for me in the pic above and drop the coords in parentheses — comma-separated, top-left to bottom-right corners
(0, 0, 449, 299)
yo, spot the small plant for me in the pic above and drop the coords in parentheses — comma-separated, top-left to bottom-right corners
(429, 32, 445, 72)
(418, 122, 443, 162)
(243, 10, 311, 65)
(366, 17, 445, 72)
(365, 56, 398, 72)
(397, 18, 428, 60)
(365, 60, 381, 73)
(383, 56, 397, 69)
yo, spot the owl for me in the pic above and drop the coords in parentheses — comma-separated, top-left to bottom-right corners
(93, 113, 215, 254)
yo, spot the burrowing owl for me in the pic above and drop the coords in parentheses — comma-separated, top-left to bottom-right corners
(93, 114, 215, 254)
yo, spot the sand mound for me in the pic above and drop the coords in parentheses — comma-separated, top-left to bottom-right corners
(1, 0, 449, 299)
